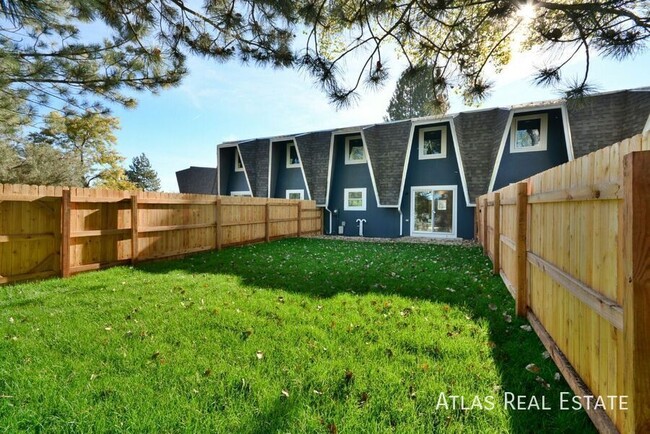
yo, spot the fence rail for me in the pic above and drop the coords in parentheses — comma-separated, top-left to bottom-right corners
(0, 185, 322, 284)
(476, 132, 650, 433)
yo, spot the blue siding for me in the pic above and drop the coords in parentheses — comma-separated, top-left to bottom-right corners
(328, 134, 400, 237)
(400, 122, 475, 239)
(218, 147, 249, 194)
(271, 141, 308, 199)
(493, 108, 568, 190)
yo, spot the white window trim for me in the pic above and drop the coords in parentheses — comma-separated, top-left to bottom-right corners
(234, 149, 245, 172)
(344, 136, 366, 165)
(510, 113, 548, 153)
(418, 125, 447, 160)
(231, 191, 251, 197)
(286, 142, 301, 168)
(344, 188, 367, 211)
(286, 189, 304, 200)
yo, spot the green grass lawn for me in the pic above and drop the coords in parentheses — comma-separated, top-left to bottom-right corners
(1, 238, 595, 433)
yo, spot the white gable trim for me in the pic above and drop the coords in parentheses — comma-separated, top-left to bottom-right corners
(561, 104, 575, 161)
(324, 132, 337, 209)
(292, 138, 312, 201)
(397, 118, 471, 208)
(487, 104, 565, 195)
(236, 144, 253, 196)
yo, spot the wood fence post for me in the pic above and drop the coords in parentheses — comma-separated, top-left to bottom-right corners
(265, 201, 270, 243)
(297, 201, 302, 237)
(622, 151, 650, 433)
(61, 189, 71, 278)
(131, 193, 139, 264)
(515, 182, 529, 317)
(492, 192, 501, 275)
(482, 196, 488, 252)
(215, 197, 222, 251)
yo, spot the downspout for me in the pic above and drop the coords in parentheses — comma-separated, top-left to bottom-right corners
(325, 206, 333, 234)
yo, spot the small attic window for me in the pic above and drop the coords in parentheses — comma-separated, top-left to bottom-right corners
(419, 126, 447, 159)
(235, 149, 244, 172)
(510, 114, 548, 153)
(345, 136, 366, 164)
(286, 142, 300, 168)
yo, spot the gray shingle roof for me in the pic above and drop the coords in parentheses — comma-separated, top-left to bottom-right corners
(362, 120, 412, 206)
(295, 131, 332, 205)
(176, 166, 217, 195)
(454, 108, 510, 203)
(239, 139, 270, 197)
(567, 89, 650, 158)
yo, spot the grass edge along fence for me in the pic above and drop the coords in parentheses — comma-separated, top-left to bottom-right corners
(0, 187, 322, 284)
(476, 132, 650, 433)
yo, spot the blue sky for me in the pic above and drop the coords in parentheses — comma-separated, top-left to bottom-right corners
(111, 45, 650, 192)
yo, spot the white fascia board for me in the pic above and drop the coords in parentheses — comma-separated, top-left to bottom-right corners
(487, 111, 515, 195)
(292, 138, 313, 201)
(324, 132, 336, 209)
(359, 128, 396, 209)
(236, 144, 254, 196)
(448, 118, 472, 208)
(561, 104, 575, 161)
(397, 121, 417, 209)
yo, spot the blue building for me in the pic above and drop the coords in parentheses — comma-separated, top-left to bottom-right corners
(215, 88, 650, 239)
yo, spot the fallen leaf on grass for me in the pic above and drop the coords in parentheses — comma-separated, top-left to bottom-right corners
(345, 370, 354, 384)
(535, 376, 551, 390)
(520, 325, 532, 332)
(503, 313, 512, 323)
(445, 287, 456, 292)
(487, 341, 497, 349)
(554, 372, 562, 381)
(328, 422, 338, 434)
(281, 389, 289, 399)
(525, 363, 540, 373)
(488, 304, 497, 311)
(256, 351, 264, 360)
(542, 351, 550, 359)
(313, 389, 323, 395)
(358, 392, 368, 407)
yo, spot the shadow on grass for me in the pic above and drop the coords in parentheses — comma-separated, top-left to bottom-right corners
(135, 237, 596, 434)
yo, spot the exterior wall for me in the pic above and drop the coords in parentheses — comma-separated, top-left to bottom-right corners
(493, 108, 568, 190)
(270, 140, 308, 199)
(400, 122, 475, 239)
(328, 133, 400, 237)
(176, 167, 217, 195)
(218, 146, 249, 195)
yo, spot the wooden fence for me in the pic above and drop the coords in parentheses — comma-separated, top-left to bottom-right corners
(0, 186, 322, 284)
(476, 132, 650, 433)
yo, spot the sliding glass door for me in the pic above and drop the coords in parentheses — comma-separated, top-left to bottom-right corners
(410, 186, 457, 237)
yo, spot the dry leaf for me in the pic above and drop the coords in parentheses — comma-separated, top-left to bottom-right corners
(488, 303, 497, 311)
(520, 325, 532, 332)
(345, 370, 354, 384)
(256, 351, 264, 360)
(281, 389, 290, 399)
(104, 326, 112, 331)
(358, 392, 369, 407)
(445, 287, 456, 292)
(542, 351, 550, 359)
(328, 422, 338, 434)
(313, 389, 323, 395)
(554, 372, 562, 381)
(535, 376, 551, 390)
(487, 341, 497, 349)
(503, 313, 512, 323)
(277, 296, 285, 303)
(525, 363, 540, 373)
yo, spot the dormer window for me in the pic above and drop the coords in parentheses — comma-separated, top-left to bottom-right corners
(418, 126, 447, 160)
(286, 142, 300, 168)
(345, 136, 366, 164)
(510, 114, 548, 153)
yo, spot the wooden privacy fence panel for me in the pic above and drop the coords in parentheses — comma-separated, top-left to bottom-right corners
(476, 133, 650, 433)
(0, 186, 322, 284)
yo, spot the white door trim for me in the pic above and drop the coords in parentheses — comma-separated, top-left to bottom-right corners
(409, 185, 458, 238)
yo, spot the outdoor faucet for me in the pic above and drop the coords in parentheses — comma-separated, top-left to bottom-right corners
(356, 218, 367, 237)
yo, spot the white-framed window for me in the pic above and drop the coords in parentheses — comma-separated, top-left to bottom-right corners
(235, 149, 244, 172)
(231, 191, 251, 197)
(286, 142, 301, 168)
(286, 189, 304, 200)
(344, 136, 366, 164)
(418, 126, 447, 159)
(510, 113, 548, 153)
(344, 188, 366, 211)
